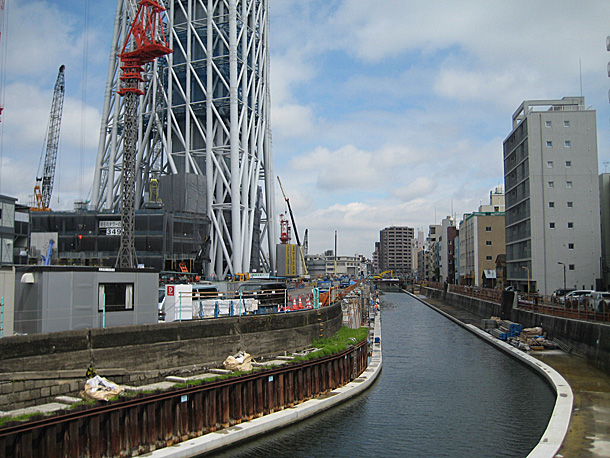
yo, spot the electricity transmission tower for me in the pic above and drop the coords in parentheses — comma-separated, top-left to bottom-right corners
(92, 0, 275, 277)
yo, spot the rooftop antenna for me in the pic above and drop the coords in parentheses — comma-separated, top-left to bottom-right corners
(578, 59, 582, 97)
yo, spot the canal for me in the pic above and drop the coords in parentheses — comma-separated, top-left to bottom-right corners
(210, 292, 555, 458)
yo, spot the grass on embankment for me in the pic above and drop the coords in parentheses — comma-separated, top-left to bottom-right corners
(0, 326, 370, 427)
(292, 326, 369, 361)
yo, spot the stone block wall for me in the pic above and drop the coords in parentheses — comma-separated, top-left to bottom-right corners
(0, 304, 343, 410)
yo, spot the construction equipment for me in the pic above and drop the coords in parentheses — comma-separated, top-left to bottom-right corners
(0, 0, 5, 123)
(373, 270, 394, 280)
(32, 65, 65, 211)
(277, 176, 308, 276)
(115, 0, 172, 268)
(41, 239, 54, 266)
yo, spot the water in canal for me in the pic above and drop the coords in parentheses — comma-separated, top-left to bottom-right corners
(211, 292, 555, 458)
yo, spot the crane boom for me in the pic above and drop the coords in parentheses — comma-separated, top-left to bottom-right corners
(277, 176, 308, 275)
(33, 65, 65, 211)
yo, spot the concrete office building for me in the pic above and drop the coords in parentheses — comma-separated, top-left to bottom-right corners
(379, 226, 414, 275)
(503, 97, 601, 294)
(599, 173, 610, 289)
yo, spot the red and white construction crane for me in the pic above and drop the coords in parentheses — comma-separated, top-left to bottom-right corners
(115, 0, 172, 268)
(32, 65, 66, 211)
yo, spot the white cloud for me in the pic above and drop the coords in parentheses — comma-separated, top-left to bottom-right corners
(392, 177, 436, 201)
(271, 103, 315, 140)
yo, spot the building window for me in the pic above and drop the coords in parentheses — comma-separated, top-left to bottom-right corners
(568, 222, 574, 228)
(546, 141, 552, 148)
(548, 181, 554, 188)
(548, 202, 555, 208)
(565, 161, 571, 167)
(547, 161, 553, 168)
(566, 181, 573, 188)
(485, 226, 492, 231)
(486, 241, 492, 246)
(569, 264, 575, 271)
(568, 243, 574, 249)
(567, 201, 573, 208)
(545, 121, 552, 127)
(98, 283, 134, 312)
(564, 141, 571, 147)
(564, 120, 570, 127)
(486, 256, 492, 260)
(549, 222, 555, 229)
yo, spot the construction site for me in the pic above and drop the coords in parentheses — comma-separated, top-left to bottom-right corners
(0, 0, 277, 280)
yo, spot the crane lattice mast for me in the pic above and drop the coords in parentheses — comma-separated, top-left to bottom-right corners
(33, 65, 65, 211)
(115, 0, 172, 268)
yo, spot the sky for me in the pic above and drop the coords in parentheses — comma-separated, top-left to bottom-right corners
(1, 1, 610, 259)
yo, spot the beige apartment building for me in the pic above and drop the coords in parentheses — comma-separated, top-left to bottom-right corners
(459, 203, 505, 287)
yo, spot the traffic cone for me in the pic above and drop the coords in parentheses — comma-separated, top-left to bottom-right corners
(306, 295, 312, 308)
(298, 296, 303, 309)
(292, 297, 297, 310)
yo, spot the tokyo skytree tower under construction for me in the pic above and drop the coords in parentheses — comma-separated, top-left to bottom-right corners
(92, 0, 276, 278)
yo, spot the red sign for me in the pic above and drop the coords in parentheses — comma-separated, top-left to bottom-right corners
(167, 285, 174, 296)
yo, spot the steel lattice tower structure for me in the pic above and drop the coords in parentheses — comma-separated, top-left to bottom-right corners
(92, 0, 276, 278)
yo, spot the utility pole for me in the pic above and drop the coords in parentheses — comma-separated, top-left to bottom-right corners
(558, 262, 566, 290)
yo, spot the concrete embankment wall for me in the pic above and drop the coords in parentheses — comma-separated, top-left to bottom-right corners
(422, 286, 610, 373)
(0, 305, 342, 409)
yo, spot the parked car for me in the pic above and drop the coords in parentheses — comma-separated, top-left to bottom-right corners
(551, 288, 575, 304)
(588, 291, 610, 312)
(192, 282, 219, 299)
(563, 290, 593, 309)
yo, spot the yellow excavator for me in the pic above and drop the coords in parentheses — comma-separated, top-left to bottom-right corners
(373, 270, 393, 280)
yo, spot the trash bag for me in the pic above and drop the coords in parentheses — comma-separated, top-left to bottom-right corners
(81, 375, 124, 402)
(223, 351, 255, 372)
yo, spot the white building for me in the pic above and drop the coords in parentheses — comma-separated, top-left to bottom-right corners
(503, 97, 601, 294)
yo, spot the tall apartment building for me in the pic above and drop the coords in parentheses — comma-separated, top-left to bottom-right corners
(412, 229, 425, 276)
(438, 217, 458, 284)
(379, 226, 414, 275)
(503, 97, 601, 294)
(424, 224, 441, 281)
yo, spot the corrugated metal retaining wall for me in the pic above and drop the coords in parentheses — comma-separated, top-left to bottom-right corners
(0, 340, 369, 458)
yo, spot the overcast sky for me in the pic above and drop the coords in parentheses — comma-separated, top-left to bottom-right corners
(1, 1, 610, 258)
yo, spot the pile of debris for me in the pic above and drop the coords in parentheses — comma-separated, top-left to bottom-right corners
(482, 317, 557, 351)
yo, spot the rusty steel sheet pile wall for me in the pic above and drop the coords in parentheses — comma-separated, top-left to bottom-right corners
(0, 340, 369, 458)
(0, 304, 343, 374)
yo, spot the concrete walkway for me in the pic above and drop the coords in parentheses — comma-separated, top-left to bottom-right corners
(147, 312, 382, 457)
(418, 292, 610, 458)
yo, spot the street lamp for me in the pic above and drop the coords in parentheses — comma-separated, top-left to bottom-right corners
(557, 262, 566, 291)
(521, 266, 530, 296)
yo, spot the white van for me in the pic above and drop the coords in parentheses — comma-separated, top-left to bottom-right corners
(563, 290, 593, 309)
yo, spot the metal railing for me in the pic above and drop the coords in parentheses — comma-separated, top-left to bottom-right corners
(421, 282, 610, 324)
